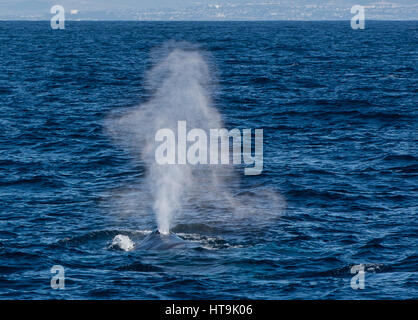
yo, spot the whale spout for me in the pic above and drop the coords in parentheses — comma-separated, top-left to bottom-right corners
(137, 229, 189, 250)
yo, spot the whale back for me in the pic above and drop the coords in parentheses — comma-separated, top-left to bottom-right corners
(137, 230, 188, 250)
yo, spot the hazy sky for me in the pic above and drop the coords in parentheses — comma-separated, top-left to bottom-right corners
(0, 0, 416, 19)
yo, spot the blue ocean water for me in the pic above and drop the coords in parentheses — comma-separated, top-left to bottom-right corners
(0, 21, 417, 299)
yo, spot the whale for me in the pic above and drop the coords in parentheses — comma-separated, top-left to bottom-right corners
(136, 229, 191, 250)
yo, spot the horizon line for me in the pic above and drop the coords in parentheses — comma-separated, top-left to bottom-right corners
(1, 19, 417, 22)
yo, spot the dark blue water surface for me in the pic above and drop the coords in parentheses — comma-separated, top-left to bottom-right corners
(0, 21, 417, 299)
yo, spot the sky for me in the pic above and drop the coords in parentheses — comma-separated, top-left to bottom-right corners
(0, 0, 416, 20)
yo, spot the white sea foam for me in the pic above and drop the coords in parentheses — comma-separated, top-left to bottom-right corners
(111, 234, 135, 251)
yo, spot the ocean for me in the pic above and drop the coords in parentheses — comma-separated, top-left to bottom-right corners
(0, 21, 417, 299)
